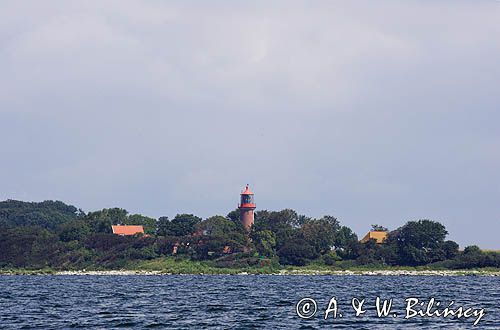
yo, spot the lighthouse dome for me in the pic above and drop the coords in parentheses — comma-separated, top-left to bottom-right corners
(241, 184, 254, 195)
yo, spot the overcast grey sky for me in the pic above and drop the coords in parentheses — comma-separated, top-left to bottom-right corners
(1, 1, 499, 248)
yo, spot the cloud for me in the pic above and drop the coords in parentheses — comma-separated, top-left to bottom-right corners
(0, 1, 499, 248)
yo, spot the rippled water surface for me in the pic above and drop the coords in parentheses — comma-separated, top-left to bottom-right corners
(0, 275, 498, 329)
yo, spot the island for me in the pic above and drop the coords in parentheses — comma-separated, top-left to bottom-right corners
(0, 196, 498, 276)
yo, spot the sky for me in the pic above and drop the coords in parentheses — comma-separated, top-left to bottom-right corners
(0, 1, 499, 248)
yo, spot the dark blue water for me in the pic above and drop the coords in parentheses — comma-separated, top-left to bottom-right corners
(0, 275, 498, 329)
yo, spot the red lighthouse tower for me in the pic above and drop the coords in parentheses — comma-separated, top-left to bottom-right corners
(239, 184, 256, 231)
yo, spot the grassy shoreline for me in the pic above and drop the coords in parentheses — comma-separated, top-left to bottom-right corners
(1, 257, 499, 276)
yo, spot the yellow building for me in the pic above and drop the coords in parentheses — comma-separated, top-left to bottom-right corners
(360, 231, 388, 244)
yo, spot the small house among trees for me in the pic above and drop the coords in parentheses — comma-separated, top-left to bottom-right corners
(360, 231, 387, 244)
(111, 225, 144, 236)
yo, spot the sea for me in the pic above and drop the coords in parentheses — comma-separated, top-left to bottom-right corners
(0, 275, 498, 329)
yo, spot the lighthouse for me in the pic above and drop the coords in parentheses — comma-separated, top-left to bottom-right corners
(238, 184, 256, 231)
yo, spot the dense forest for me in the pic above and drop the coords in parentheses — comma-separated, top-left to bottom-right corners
(0, 200, 498, 271)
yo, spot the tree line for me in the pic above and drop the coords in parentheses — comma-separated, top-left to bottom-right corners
(0, 199, 498, 270)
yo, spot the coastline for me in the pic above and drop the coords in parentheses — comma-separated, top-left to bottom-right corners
(1, 269, 499, 276)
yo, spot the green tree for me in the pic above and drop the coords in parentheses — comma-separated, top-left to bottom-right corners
(252, 230, 277, 257)
(299, 217, 339, 254)
(322, 250, 341, 265)
(463, 245, 482, 255)
(226, 209, 240, 223)
(277, 239, 318, 266)
(396, 219, 448, 265)
(58, 220, 91, 242)
(198, 216, 239, 236)
(195, 216, 247, 257)
(125, 214, 157, 235)
(0, 200, 81, 230)
(334, 226, 358, 250)
(375, 242, 399, 265)
(442, 240, 459, 259)
(253, 209, 299, 250)
(156, 216, 170, 236)
(84, 208, 128, 233)
(337, 239, 362, 260)
(371, 224, 388, 231)
(356, 239, 380, 264)
(159, 214, 202, 236)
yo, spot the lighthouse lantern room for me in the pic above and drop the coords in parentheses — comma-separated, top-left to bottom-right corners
(238, 184, 256, 231)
